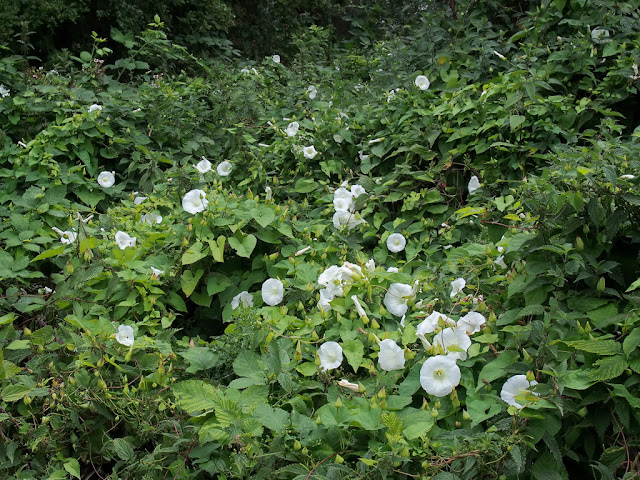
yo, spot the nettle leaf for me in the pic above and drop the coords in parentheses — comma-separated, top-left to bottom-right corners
(233, 351, 267, 383)
(179, 347, 220, 373)
(254, 404, 290, 432)
(112, 438, 135, 461)
(588, 355, 627, 382)
(565, 339, 621, 356)
(623, 328, 640, 357)
(172, 380, 220, 415)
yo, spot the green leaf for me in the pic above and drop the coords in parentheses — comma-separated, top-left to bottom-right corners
(476, 351, 519, 389)
(0, 313, 16, 326)
(609, 384, 640, 409)
(625, 277, 640, 292)
(179, 347, 219, 373)
(342, 339, 364, 373)
(79, 51, 92, 62)
(588, 355, 627, 382)
(1, 384, 32, 402)
(509, 115, 526, 131)
(63, 458, 81, 479)
(254, 404, 289, 432)
(250, 205, 276, 228)
(553, 0, 566, 11)
(182, 241, 207, 265)
(31, 245, 65, 262)
(208, 236, 225, 262)
(172, 380, 220, 414)
(623, 328, 640, 357)
(233, 351, 267, 382)
(206, 273, 231, 295)
(401, 410, 435, 439)
(228, 233, 257, 258)
(112, 438, 135, 461)
(294, 178, 317, 193)
(565, 339, 621, 356)
(180, 269, 204, 297)
(167, 291, 187, 312)
(296, 362, 318, 376)
(6, 340, 30, 350)
(466, 390, 502, 427)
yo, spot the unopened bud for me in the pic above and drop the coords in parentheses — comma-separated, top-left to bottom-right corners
(597, 276, 606, 292)
(575, 236, 584, 251)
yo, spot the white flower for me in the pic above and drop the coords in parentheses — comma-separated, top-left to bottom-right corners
(468, 175, 481, 194)
(387, 267, 399, 273)
(151, 267, 164, 277)
(493, 50, 506, 60)
(115, 325, 134, 346)
(450, 278, 466, 298)
(303, 145, 318, 159)
(384, 283, 415, 317)
(141, 212, 162, 224)
(420, 356, 461, 397)
(318, 341, 343, 370)
(318, 288, 335, 312)
(387, 233, 406, 253)
(359, 151, 369, 162)
(97, 171, 115, 188)
(115, 231, 136, 250)
(272, 55, 281, 63)
(18, 140, 27, 148)
(0, 85, 10, 98)
(416, 311, 456, 340)
(232, 291, 254, 310)
(351, 295, 367, 319)
(457, 312, 486, 334)
(621, 174, 636, 180)
(334, 187, 353, 203)
(240, 67, 251, 74)
(88, 104, 102, 112)
(433, 327, 472, 361)
(306, 85, 317, 99)
(217, 161, 232, 176)
(378, 339, 405, 371)
(333, 196, 353, 212)
(591, 27, 610, 44)
(351, 185, 366, 198)
(500, 374, 539, 408)
(286, 121, 300, 137)
(365, 258, 376, 273)
(58, 229, 77, 245)
(134, 196, 147, 205)
(415, 75, 430, 90)
(262, 278, 284, 306)
(182, 189, 209, 214)
(332, 210, 365, 229)
(265, 186, 273, 201)
(333, 134, 344, 143)
(338, 379, 359, 391)
(295, 246, 311, 256)
(195, 157, 212, 174)
(318, 265, 349, 297)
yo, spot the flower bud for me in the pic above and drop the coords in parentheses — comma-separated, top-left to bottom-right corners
(462, 410, 471, 421)
(335, 397, 343, 408)
(23, 396, 32, 406)
(371, 318, 380, 330)
(526, 371, 536, 383)
(597, 276, 606, 292)
(294, 440, 302, 450)
(23, 327, 32, 336)
(335, 454, 344, 464)
(575, 236, 584, 251)
(400, 446, 410, 458)
(431, 408, 439, 418)
(97, 357, 105, 368)
(187, 223, 193, 232)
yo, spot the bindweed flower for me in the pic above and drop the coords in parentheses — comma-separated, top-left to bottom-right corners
(141, 212, 162, 224)
(88, 104, 102, 112)
(262, 278, 284, 306)
(365, 258, 376, 273)
(457, 312, 486, 334)
(195, 157, 212, 173)
(303, 145, 318, 159)
(332, 210, 365, 229)
(378, 339, 405, 371)
(0, 85, 10, 98)
(415, 75, 430, 90)
(591, 27, 610, 44)
(217, 161, 232, 176)
(351, 295, 368, 319)
(333, 134, 344, 143)
(450, 278, 466, 298)
(384, 283, 415, 317)
(286, 121, 299, 137)
(351, 185, 366, 198)
(416, 311, 456, 339)
(500, 374, 539, 408)
(115, 325, 134, 346)
(306, 85, 317, 99)
(182, 189, 208, 214)
(98, 171, 115, 188)
(387, 267, 399, 273)
(232, 291, 254, 310)
(134, 196, 147, 205)
(115, 231, 136, 250)
(338, 379, 359, 392)
(53, 227, 77, 245)
(387, 233, 406, 253)
(272, 55, 281, 63)
(265, 186, 273, 202)
(621, 174, 636, 180)
(420, 355, 461, 397)
(432, 327, 472, 361)
(495, 255, 507, 269)
(318, 288, 334, 312)
(468, 175, 481, 194)
(318, 341, 343, 370)
(493, 50, 506, 60)
(150, 267, 164, 277)
(334, 196, 353, 212)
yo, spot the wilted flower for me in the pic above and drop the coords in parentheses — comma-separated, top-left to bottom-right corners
(318, 341, 343, 370)
(115, 231, 136, 250)
(303, 145, 318, 159)
(195, 157, 212, 174)
(286, 121, 300, 137)
(88, 104, 102, 112)
(141, 212, 162, 224)
(98, 171, 115, 188)
(262, 278, 284, 306)
(493, 50, 506, 60)
(0, 85, 10, 98)
(450, 278, 466, 298)
(306, 85, 318, 99)
(182, 189, 209, 214)
(378, 339, 405, 371)
(318, 288, 334, 312)
(272, 55, 281, 63)
(468, 175, 481, 194)
(217, 161, 232, 176)
(384, 283, 415, 317)
(420, 356, 461, 397)
(432, 327, 472, 361)
(232, 291, 254, 310)
(621, 174, 636, 180)
(115, 325, 134, 346)
(338, 379, 359, 392)
(415, 75, 430, 90)
(351, 295, 368, 319)
(591, 27, 611, 44)
(500, 374, 539, 408)
(387, 233, 406, 253)
(457, 312, 486, 334)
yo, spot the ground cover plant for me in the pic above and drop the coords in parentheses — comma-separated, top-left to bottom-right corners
(1, 0, 640, 478)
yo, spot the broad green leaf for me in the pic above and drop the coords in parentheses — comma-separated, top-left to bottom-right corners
(623, 328, 640, 357)
(254, 404, 289, 432)
(588, 355, 627, 381)
(233, 351, 266, 381)
(63, 458, 81, 479)
(207, 236, 225, 262)
(565, 339, 621, 356)
(250, 205, 276, 228)
(228, 233, 257, 258)
(626, 277, 640, 293)
(199, 418, 229, 444)
(167, 291, 187, 312)
(296, 362, 318, 376)
(172, 380, 220, 414)
(342, 339, 364, 373)
(476, 351, 519, 389)
(31, 245, 65, 262)
(609, 384, 640, 408)
(178, 347, 219, 373)
(181, 269, 204, 297)
(401, 410, 435, 439)
(509, 115, 526, 131)
(112, 438, 135, 461)
(206, 273, 231, 295)
(1, 384, 32, 402)
(0, 313, 16, 326)
(181, 241, 207, 265)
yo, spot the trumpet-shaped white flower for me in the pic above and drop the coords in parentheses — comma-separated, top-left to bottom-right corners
(195, 157, 212, 173)
(351, 295, 367, 319)
(378, 339, 405, 371)
(450, 278, 466, 298)
(217, 161, 232, 176)
(365, 258, 375, 273)
(420, 356, 460, 397)
(387, 233, 406, 253)
(500, 374, 539, 408)
(318, 288, 335, 312)
(115, 231, 136, 250)
(262, 278, 284, 306)
(0, 85, 10, 98)
(416, 311, 456, 341)
(115, 325, 134, 346)
(272, 55, 281, 63)
(332, 210, 365, 229)
(621, 174, 635, 180)
(433, 327, 472, 361)
(57, 229, 77, 245)
(306, 85, 317, 99)
(387, 267, 399, 273)
(150, 267, 164, 277)
(232, 291, 254, 310)
(88, 104, 102, 112)
(286, 121, 299, 137)
(384, 283, 415, 317)
(98, 171, 115, 188)
(303, 145, 318, 159)
(351, 184, 366, 198)
(458, 312, 486, 334)
(468, 175, 481, 194)
(591, 27, 610, 44)
(141, 212, 162, 224)
(182, 189, 208, 214)
(334, 187, 353, 203)
(415, 75, 430, 90)
(333, 196, 353, 212)
(318, 341, 343, 370)
(338, 379, 359, 391)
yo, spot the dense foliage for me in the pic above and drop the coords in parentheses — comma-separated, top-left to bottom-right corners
(1, 0, 640, 478)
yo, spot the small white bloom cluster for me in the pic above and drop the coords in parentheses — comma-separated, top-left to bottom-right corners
(331, 182, 367, 230)
(0, 85, 10, 98)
